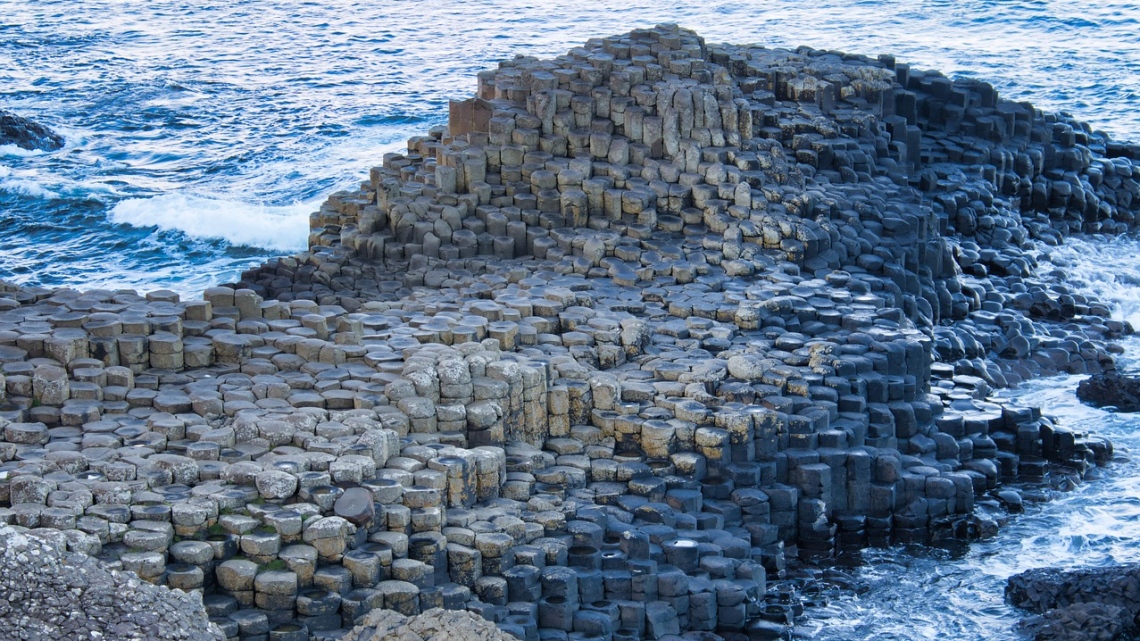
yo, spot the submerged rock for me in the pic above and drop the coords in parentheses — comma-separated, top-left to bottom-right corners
(0, 109, 64, 151)
(1076, 373, 1140, 412)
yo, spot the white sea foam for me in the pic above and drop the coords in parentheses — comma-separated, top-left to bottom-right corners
(0, 165, 61, 199)
(1038, 235, 1140, 329)
(0, 157, 125, 201)
(108, 193, 313, 252)
(0, 144, 48, 158)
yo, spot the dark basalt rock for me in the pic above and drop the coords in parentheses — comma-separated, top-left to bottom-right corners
(1007, 564, 1140, 641)
(0, 109, 64, 151)
(333, 486, 376, 527)
(1076, 373, 1140, 412)
(1019, 603, 1133, 641)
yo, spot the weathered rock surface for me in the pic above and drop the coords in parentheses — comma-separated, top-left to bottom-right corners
(1076, 372, 1140, 412)
(0, 525, 223, 641)
(0, 109, 64, 152)
(342, 607, 516, 641)
(1020, 603, 1133, 641)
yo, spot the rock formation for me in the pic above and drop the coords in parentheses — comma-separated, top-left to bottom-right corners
(341, 606, 516, 641)
(0, 109, 64, 152)
(0, 524, 223, 640)
(1076, 372, 1140, 412)
(1007, 564, 1140, 641)
(0, 24, 1136, 641)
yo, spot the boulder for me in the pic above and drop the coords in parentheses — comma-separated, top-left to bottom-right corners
(0, 110, 64, 151)
(334, 486, 376, 527)
(340, 607, 516, 641)
(1076, 373, 1140, 412)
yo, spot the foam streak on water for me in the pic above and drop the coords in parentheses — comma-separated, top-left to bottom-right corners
(1037, 235, 1140, 330)
(1, 0, 1138, 292)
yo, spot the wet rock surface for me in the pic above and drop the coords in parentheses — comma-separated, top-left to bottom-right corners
(0, 109, 64, 152)
(0, 24, 1137, 641)
(1076, 372, 1140, 412)
(1007, 564, 1140, 641)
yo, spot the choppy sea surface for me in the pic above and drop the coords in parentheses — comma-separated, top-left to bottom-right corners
(4, 2, 1140, 639)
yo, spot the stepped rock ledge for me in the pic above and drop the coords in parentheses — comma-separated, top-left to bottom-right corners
(1, 24, 1138, 641)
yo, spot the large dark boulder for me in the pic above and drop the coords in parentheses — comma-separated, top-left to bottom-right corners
(0, 109, 64, 151)
(1006, 564, 1140, 641)
(1076, 373, 1140, 412)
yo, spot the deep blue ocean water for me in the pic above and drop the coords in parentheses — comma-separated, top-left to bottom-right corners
(1, 0, 1138, 293)
(4, 2, 1140, 639)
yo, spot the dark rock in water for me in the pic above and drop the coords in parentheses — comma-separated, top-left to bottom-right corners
(0, 109, 64, 151)
(1007, 564, 1140, 641)
(1019, 603, 1132, 641)
(995, 489, 1024, 513)
(1076, 373, 1140, 412)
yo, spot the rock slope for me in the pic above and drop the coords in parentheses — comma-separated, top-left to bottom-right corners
(0, 525, 223, 640)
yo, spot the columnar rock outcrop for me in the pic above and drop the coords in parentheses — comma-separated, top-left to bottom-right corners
(0, 24, 1136, 641)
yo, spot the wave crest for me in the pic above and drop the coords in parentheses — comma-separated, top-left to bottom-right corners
(108, 193, 312, 252)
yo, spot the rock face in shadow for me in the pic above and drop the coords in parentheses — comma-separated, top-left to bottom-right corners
(1076, 373, 1140, 412)
(0, 525, 224, 641)
(1006, 564, 1140, 641)
(0, 109, 64, 151)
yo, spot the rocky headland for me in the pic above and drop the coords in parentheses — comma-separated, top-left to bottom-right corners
(1, 24, 1138, 641)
